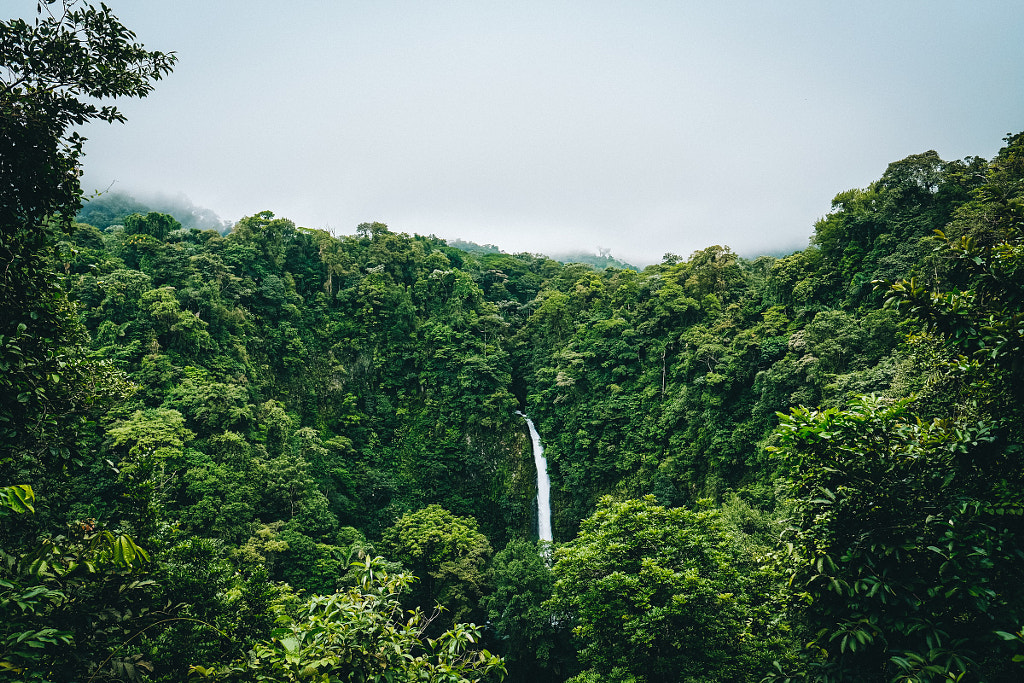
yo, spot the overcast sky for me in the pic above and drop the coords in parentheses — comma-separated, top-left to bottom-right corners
(63, 0, 1024, 266)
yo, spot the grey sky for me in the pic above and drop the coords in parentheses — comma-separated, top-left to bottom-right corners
(67, 0, 1024, 266)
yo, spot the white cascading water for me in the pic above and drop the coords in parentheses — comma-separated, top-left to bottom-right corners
(518, 412, 552, 542)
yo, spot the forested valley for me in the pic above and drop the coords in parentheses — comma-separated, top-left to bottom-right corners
(3, 3, 1024, 682)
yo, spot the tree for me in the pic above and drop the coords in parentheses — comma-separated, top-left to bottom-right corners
(380, 505, 493, 629)
(773, 396, 1024, 681)
(124, 211, 182, 241)
(1, 0, 175, 472)
(1, 0, 175, 233)
(484, 539, 571, 682)
(548, 496, 774, 683)
(772, 200, 1024, 680)
(0, 5, 174, 679)
(886, 226, 1023, 386)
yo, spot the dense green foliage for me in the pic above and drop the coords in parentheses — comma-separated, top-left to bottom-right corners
(4, 2, 1024, 681)
(380, 505, 493, 630)
(190, 556, 505, 683)
(767, 153, 1024, 681)
(548, 496, 788, 682)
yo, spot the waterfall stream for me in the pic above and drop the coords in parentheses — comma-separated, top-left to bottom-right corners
(518, 412, 552, 542)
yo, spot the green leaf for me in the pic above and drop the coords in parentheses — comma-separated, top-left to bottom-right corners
(0, 485, 35, 514)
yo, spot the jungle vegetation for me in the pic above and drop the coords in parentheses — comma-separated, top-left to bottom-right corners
(3, 2, 1023, 681)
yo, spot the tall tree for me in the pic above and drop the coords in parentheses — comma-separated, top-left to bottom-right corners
(1, 4, 176, 680)
(1, 0, 175, 477)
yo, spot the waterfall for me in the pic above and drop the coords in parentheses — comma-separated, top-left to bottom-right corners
(518, 411, 552, 542)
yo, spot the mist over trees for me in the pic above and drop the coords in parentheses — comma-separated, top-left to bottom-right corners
(77, 191, 233, 234)
(4, 2, 1024, 682)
